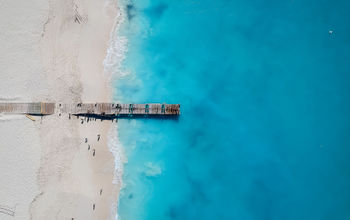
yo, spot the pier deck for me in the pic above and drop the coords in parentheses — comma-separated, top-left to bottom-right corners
(0, 103, 180, 117)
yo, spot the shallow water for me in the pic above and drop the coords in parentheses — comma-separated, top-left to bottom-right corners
(113, 0, 350, 219)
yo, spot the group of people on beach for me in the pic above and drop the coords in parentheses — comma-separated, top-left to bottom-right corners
(66, 115, 114, 218)
(77, 116, 118, 124)
(85, 134, 100, 157)
(83, 134, 103, 214)
(68, 113, 118, 124)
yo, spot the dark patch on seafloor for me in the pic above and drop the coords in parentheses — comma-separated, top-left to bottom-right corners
(146, 3, 168, 19)
(126, 3, 136, 20)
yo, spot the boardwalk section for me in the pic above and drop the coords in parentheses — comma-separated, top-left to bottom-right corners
(0, 103, 180, 117)
(0, 102, 54, 115)
(60, 103, 180, 116)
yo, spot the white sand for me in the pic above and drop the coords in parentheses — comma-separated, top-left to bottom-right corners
(0, 0, 123, 219)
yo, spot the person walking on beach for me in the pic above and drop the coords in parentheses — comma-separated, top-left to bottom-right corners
(88, 145, 90, 150)
(85, 138, 88, 143)
(92, 204, 95, 210)
(97, 134, 100, 141)
(93, 149, 95, 156)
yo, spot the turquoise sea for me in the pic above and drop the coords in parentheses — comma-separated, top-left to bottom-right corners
(113, 0, 350, 219)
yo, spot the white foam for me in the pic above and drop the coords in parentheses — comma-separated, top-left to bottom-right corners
(107, 125, 127, 185)
(103, 0, 129, 184)
(103, 2, 129, 79)
(103, 2, 131, 220)
(107, 125, 128, 220)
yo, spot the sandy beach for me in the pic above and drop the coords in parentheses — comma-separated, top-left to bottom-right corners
(0, 0, 122, 219)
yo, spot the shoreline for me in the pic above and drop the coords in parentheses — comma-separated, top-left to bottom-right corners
(31, 0, 122, 219)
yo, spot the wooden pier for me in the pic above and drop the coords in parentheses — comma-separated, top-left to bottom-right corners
(0, 102, 180, 118)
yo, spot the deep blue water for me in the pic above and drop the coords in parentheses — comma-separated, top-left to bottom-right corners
(113, 0, 350, 219)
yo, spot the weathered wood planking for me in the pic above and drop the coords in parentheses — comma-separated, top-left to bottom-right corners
(0, 103, 55, 115)
(58, 103, 180, 115)
(0, 103, 180, 116)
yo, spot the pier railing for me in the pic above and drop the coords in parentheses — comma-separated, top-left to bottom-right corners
(0, 102, 180, 117)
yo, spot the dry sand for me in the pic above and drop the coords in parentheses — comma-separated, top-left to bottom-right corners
(0, 0, 123, 219)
